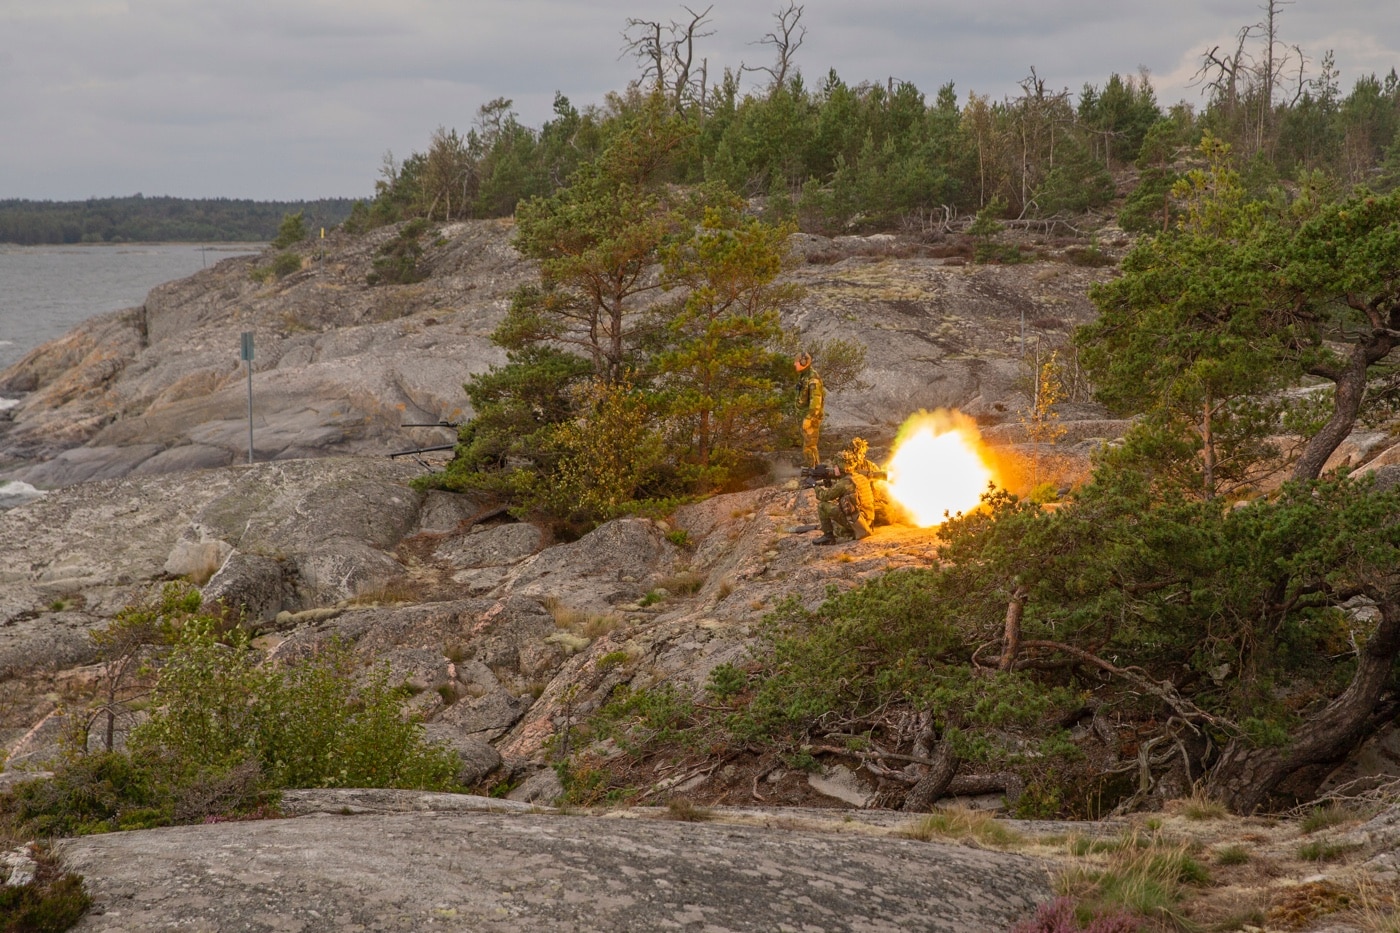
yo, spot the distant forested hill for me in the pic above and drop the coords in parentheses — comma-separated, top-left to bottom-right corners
(0, 195, 358, 244)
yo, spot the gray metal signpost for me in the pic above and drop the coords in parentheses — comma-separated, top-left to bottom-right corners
(240, 331, 254, 465)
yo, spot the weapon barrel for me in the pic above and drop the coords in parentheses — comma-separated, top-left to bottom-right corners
(389, 444, 457, 459)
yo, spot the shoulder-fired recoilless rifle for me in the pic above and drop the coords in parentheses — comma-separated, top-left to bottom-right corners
(799, 464, 839, 488)
(799, 463, 888, 488)
(389, 420, 460, 461)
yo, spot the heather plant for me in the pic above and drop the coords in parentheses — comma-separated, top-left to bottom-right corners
(0, 841, 92, 933)
(1010, 897, 1140, 933)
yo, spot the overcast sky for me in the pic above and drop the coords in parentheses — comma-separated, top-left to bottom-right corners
(4, 1, 1397, 202)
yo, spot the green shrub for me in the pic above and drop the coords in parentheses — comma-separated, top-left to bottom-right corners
(270, 251, 302, 278)
(705, 662, 747, 701)
(251, 250, 302, 282)
(270, 210, 308, 249)
(367, 218, 429, 285)
(590, 684, 703, 754)
(130, 621, 460, 792)
(1, 750, 177, 837)
(730, 572, 1079, 759)
(596, 650, 631, 672)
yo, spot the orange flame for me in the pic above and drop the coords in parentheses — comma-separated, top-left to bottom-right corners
(884, 410, 997, 527)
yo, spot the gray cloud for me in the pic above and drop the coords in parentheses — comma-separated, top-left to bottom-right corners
(2, 0, 1396, 200)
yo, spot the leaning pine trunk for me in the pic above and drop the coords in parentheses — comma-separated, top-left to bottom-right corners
(1204, 598, 1400, 813)
(1293, 335, 1396, 482)
(903, 741, 960, 813)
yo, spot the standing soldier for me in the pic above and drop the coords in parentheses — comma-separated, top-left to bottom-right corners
(813, 451, 875, 545)
(795, 352, 824, 468)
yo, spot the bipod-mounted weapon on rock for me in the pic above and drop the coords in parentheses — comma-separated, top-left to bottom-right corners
(390, 420, 460, 468)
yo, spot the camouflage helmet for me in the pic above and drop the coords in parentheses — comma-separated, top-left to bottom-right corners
(849, 437, 869, 459)
(794, 352, 812, 372)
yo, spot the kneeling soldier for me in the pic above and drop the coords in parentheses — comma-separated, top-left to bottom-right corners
(814, 451, 875, 545)
(842, 436, 897, 526)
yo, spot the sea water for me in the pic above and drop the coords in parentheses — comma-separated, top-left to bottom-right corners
(0, 242, 259, 507)
(0, 242, 259, 373)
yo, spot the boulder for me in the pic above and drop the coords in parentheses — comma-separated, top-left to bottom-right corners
(57, 804, 1053, 931)
(415, 489, 490, 535)
(506, 768, 564, 805)
(435, 522, 545, 569)
(504, 518, 678, 610)
(202, 551, 292, 623)
(296, 537, 404, 606)
(1358, 462, 1400, 492)
(163, 524, 234, 580)
(421, 724, 504, 786)
(437, 689, 531, 741)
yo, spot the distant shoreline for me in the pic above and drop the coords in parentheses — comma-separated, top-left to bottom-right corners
(0, 242, 267, 249)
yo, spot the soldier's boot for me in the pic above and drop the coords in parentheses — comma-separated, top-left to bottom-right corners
(812, 535, 837, 546)
(853, 516, 873, 540)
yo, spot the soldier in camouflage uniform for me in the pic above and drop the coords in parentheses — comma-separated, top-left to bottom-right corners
(813, 450, 875, 545)
(842, 436, 900, 526)
(795, 352, 824, 468)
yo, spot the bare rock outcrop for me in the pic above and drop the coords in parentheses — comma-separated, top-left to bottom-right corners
(0, 222, 1120, 489)
(58, 795, 1053, 932)
(0, 457, 426, 680)
(0, 220, 527, 485)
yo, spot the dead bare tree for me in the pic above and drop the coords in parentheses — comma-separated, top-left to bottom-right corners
(741, 2, 806, 96)
(1192, 0, 1307, 157)
(621, 5, 715, 111)
(1195, 30, 1250, 126)
(1010, 68, 1071, 217)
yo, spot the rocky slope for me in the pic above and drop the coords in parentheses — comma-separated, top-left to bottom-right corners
(0, 220, 1129, 491)
(4, 221, 1400, 930)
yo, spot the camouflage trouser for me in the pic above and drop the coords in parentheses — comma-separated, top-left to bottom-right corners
(801, 415, 822, 468)
(819, 495, 872, 540)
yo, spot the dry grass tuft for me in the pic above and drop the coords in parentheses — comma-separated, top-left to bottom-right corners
(662, 798, 713, 822)
(1172, 787, 1228, 822)
(1298, 801, 1361, 834)
(1266, 880, 1355, 930)
(900, 806, 1023, 848)
(657, 571, 707, 595)
(1351, 877, 1400, 933)
(346, 579, 423, 606)
(1054, 830, 1208, 926)
(544, 597, 622, 638)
